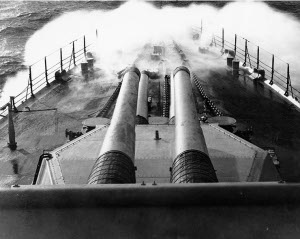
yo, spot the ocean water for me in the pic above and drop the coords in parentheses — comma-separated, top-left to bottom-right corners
(0, 1, 300, 90)
(0, 1, 123, 85)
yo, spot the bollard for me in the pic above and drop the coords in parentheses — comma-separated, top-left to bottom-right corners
(258, 69, 265, 79)
(81, 61, 88, 75)
(232, 60, 240, 76)
(225, 49, 235, 57)
(86, 52, 93, 58)
(54, 71, 62, 82)
(87, 58, 94, 68)
(86, 52, 94, 69)
(227, 57, 234, 67)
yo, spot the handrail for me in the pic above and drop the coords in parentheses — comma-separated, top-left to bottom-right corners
(210, 27, 300, 101)
(0, 30, 98, 117)
(32, 152, 52, 185)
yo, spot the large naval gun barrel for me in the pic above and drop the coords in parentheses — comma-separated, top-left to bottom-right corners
(88, 67, 140, 184)
(171, 66, 218, 183)
(136, 70, 149, 124)
(169, 72, 175, 122)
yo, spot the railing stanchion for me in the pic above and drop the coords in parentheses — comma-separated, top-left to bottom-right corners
(72, 41, 76, 66)
(234, 34, 237, 56)
(29, 66, 34, 98)
(243, 39, 247, 66)
(44, 57, 50, 86)
(256, 46, 259, 69)
(270, 54, 274, 85)
(84, 35, 86, 57)
(60, 48, 63, 72)
(0, 30, 100, 117)
(11, 96, 17, 112)
(200, 19, 203, 34)
(284, 64, 290, 96)
(222, 28, 224, 51)
(25, 79, 29, 100)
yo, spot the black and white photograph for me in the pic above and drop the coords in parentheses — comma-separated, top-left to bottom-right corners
(0, 0, 300, 238)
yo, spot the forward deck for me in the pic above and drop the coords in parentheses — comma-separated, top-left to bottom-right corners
(0, 40, 299, 187)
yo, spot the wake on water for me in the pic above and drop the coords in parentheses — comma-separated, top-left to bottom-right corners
(1, 1, 300, 106)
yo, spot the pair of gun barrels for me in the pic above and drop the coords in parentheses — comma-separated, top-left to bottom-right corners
(88, 66, 218, 184)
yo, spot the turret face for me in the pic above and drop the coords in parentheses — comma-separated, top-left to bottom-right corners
(88, 67, 140, 184)
(171, 66, 218, 183)
(136, 71, 149, 124)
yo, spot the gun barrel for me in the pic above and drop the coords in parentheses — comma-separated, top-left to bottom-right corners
(88, 67, 140, 184)
(136, 70, 149, 124)
(169, 72, 175, 122)
(171, 66, 218, 183)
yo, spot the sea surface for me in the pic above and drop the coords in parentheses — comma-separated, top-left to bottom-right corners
(1, 1, 300, 90)
(0, 1, 121, 85)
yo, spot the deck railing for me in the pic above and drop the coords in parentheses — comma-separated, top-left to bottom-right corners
(210, 28, 300, 102)
(2, 26, 299, 117)
(0, 30, 97, 117)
